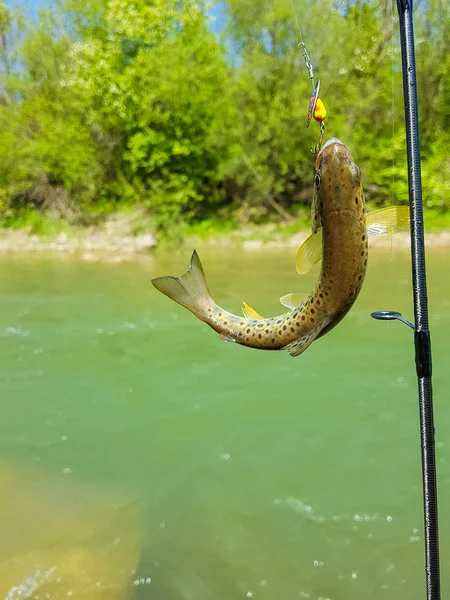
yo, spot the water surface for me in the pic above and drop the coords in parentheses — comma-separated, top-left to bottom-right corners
(0, 246, 449, 599)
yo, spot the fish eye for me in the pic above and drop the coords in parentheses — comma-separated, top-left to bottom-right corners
(314, 172, 321, 189)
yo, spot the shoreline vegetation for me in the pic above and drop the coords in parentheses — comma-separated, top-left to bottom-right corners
(0, 1, 449, 248)
(1, 209, 450, 259)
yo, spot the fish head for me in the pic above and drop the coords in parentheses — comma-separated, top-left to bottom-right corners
(314, 138, 363, 217)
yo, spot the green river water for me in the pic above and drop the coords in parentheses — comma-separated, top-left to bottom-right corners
(0, 245, 449, 600)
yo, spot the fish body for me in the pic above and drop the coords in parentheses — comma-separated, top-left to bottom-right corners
(152, 138, 367, 357)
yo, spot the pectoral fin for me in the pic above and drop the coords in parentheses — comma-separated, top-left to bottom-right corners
(242, 302, 264, 320)
(293, 207, 409, 277)
(296, 229, 323, 274)
(366, 206, 410, 236)
(279, 293, 306, 310)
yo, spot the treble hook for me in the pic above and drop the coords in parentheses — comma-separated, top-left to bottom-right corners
(311, 121, 326, 154)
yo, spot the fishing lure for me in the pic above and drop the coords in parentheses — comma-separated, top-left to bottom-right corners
(292, 2, 326, 152)
(306, 78, 327, 152)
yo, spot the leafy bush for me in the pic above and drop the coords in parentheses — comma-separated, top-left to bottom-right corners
(0, 0, 448, 239)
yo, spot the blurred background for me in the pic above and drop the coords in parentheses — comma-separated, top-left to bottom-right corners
(0, 0, 449, 241)
(0, 1, 449, 599)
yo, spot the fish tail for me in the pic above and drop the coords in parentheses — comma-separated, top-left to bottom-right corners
(152, 250, 213, 319)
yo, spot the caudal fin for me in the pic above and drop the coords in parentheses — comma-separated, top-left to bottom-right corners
(151, 250, 212, 315)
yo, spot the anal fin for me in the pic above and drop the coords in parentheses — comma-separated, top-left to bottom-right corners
(282, 335, 316, 357)
(282, 321, 329, 357)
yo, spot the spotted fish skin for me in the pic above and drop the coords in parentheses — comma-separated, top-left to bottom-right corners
(152, 139, 367, 357)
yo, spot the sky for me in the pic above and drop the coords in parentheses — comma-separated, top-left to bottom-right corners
(209, 1, 227, 35)
(5, 0, 229, 33)
(5, 0, 46, 16)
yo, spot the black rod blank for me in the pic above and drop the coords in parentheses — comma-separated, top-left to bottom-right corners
(395, 1, 440, 598)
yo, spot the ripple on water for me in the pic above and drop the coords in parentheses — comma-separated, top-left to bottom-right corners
(3, 326, 31, 337)
(5, 567, 57, 600)
(133, 577, 152, 586)
(284, 497, 326, 524)
(282, 498, 398, 538)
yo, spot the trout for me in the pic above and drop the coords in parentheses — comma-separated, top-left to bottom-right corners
(152, 138, 409, 357)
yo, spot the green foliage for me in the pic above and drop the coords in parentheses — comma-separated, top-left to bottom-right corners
(0, 0, 449, 240)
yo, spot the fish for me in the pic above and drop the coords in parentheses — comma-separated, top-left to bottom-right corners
(152, 138, 409, 357)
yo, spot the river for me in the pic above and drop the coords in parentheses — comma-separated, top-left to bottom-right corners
(0, 246, 449, 599)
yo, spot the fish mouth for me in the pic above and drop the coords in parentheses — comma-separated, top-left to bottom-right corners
(317, 137, 354, 169)
(320, 137, 350, 152)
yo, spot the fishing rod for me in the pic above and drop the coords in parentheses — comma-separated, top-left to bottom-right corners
(371, 1, 440, 599)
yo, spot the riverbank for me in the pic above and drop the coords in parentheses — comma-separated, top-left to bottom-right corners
(1, 212, 450, 258)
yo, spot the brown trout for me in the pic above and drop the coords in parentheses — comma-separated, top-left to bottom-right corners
(152, 138, 409, 357)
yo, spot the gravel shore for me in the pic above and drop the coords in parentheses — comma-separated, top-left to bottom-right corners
(0, 216, 449, 260)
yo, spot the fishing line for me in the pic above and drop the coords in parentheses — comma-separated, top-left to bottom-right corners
(390, 0, 396, 263)
(383, 0, 397, 382)
(289, 0, 314, 90)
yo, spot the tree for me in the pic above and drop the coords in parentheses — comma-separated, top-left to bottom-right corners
(0, 0, 448, 235)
